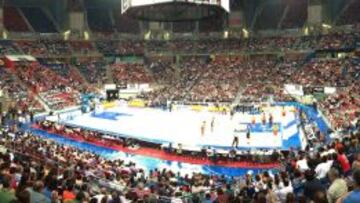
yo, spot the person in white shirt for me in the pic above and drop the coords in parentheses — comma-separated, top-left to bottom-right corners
(296, 154, 309, 172)
(275, 179, 293, 203)
(91, 188, 112, 203)
(315, 156, 332, 180)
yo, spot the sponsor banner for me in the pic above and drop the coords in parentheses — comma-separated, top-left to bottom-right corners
(324, 87, 336, 94)
(284, 84, 303, 96)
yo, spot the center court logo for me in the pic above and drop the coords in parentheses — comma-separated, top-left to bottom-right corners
(91, 112, 132, 121)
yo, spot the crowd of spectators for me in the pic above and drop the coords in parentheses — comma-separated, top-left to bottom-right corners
(69, 41, 98, 55)
(14, 62, 84, 110)
(75, 59, 108, 85)
(0, 100, 359, 202)
(16, 40, 72, 56)
(291, 58, 359, 87)
(239, 58, 300, 103)
(187, 57, 243, 102)
(0, 68, 44, 113)
(320, 81, 360, 132)
(288, 57, 360, 131)
(141, 57, 211, 104)
(0, 41, 21, 56)
(147, 60, 176, 84)
(0, 32, 358, 120)
(146, 32, 359, 54)
(112, 63, 153, 85)
(143, 57, 301, 103)
(1, 40, 107, 57)
(95, 41, 144, 56)
(142, 56, 360, 130)
(0, 24, 359, 203)
(0, 31, 357, 57)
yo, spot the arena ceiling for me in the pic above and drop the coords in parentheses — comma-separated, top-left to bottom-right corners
(123, 1, 227, 22)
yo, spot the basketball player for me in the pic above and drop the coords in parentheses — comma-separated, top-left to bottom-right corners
(211, 117, 215, 132)
(232, 132, 239, 148)
(201, 121, 206, 136)
(246, 128, 251, 140)
(230, 108, 235, 120)
(269, 113, 273, 127)
(282, 106, 286, 117)
(262, 113, 266, 125)
(246, 125, 251, 144)
(222, 107, 227, 115)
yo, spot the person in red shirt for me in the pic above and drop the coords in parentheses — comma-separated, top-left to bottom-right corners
(216, 188, 229, 203)
(337, 148, 351, 175)
(334, 139, 344, 152)
(62, 183, 76, 202)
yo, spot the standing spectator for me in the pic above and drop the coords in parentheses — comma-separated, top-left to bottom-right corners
(352, 153, 360, 171)
(62, 182, 76, 202)
(311, 191, 329, 203)
(326, 168, 348, 203)
(0, 176, 16, 203)
(285, 193, 296, 203)
(27, 181, 51, 203)
(303, 170, 326, 201)
(275, 179, 293, 202)
(337, 149, 351, 175)
(296, 154, 310, 172)
(342, 169, 360, 203)
(315, 156, 332, 181)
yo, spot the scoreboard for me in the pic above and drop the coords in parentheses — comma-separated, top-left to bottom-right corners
(122, 0, 230, 14)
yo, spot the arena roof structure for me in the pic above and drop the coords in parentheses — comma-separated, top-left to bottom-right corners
(122, 0, 229, 22)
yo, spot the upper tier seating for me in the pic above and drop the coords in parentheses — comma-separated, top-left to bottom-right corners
(281, 0, 307, 29)
(69, 41, 97, 54)
(20, 7, 57, 33)
(0, 40, 21, 55)
(95, 40, 144, 55)
(255, 1, 286, 30)
(87, 8, 114, 32)
(3, 7, 30, 32)
(15, 40, 71, 56)
(113, 11, 140, 34)
(173, 21, 196, 33)
(338, 0, 360, 25)
(199, 16, 223, 33)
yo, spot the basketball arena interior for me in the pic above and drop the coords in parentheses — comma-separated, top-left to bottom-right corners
(0, 0, 359, 202)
